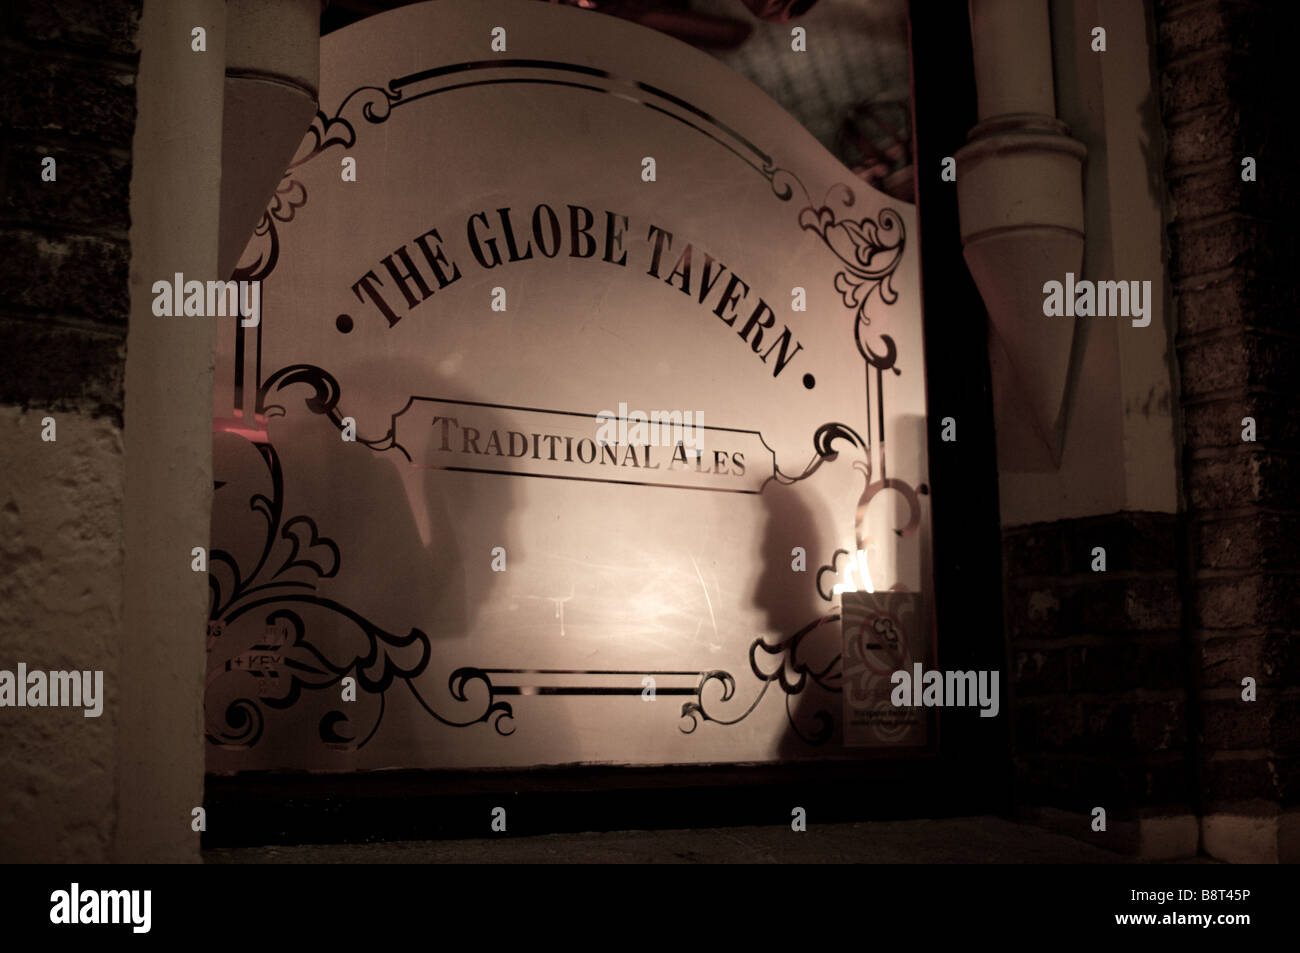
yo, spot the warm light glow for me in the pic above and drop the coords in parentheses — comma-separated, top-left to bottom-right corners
(832, 548, 875, 594)
(213, 416, 270, 444)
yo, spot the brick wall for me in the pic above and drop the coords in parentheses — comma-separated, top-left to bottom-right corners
(1156, 0, 1300, 843)
(1005, 512, 1196, 825)
(0, 0, 141, 421)
(1004, 0, 1298, 858)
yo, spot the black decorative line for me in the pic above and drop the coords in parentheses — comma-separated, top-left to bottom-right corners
(764, 162, 805, 203)
(398, 70, 794, 193)
(257, 363, 398, 452)
(256, 382, 790, 495)
(321, 694, 384, 748)
(478, 667, 711, 676)
(772, 421, 867, 485)
(236, 59, 787, 283)
(412, 463, 766, 494)
(205, 440, 853, 746)
(785, 690, 835, 746)
(232, 82, 394, 282)
(206, 698, 263, 748)
(387, 60, 775, 168)
(221, 603, 430, 703)
(290, 85, 403, 170)
(256, 367, 888, 510)
(207, 431, 858, 747)
(768, 184, 916, 564)
(206, 442, 512, 749)
(401, 394, 777, 437)
(679, 614, 841, 744)
(493, 687, 702, 696)
(797, 185, 905, 327)
(234, 315, 244, 418)
(258, 364, 339, 421)
(273, 516, 341, 580)
(789, 185, 909, 511)
(405, 671, 516, 736)
(816, 548, 856, 603)
(424, 74, 784, 187)
(235, 58, 901, 286)
(379, 614, 846, 744)
(232, 178, 307, 284)
(382, 59, 782, 184)
(208, 443, 287, 619)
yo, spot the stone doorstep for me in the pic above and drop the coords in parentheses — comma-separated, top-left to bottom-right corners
(1026, 805, 1300, 862)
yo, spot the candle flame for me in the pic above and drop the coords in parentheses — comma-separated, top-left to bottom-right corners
(832, 548, 875, 594)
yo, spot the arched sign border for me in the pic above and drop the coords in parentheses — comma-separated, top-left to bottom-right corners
(207, 48, 927, 755)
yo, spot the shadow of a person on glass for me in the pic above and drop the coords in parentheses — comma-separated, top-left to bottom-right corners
(750, 480, 844, 760)
(208, 359, 518, 762)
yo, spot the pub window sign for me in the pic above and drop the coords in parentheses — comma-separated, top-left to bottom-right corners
(208, 0, 934, 770)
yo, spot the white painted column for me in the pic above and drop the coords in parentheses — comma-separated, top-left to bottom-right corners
(956, 0, 1087, 471)
(119, 0, 227, 862)
(119, 0, 319, 862)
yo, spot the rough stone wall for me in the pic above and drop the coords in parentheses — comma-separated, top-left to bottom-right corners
(1155, 0, 1300, 859)
(0, 0, 142, 862)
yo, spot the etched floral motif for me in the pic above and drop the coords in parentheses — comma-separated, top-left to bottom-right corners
(205, 441, 510, 749)
(797, 185, 905, 325)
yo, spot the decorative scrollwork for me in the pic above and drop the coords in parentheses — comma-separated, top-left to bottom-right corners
(797, 186, 905, 327)
(289, 85, 404, 171)
(232, 84, 401, 284)
(206, 441, 511, 749)
(816, 548, 856, 603)
(258, 363, 398, 452)
(680, 615, 842, 745)
(232, 178, 308, 283)
(763, 162, 806, 203)
(772, 421, 868, 485)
